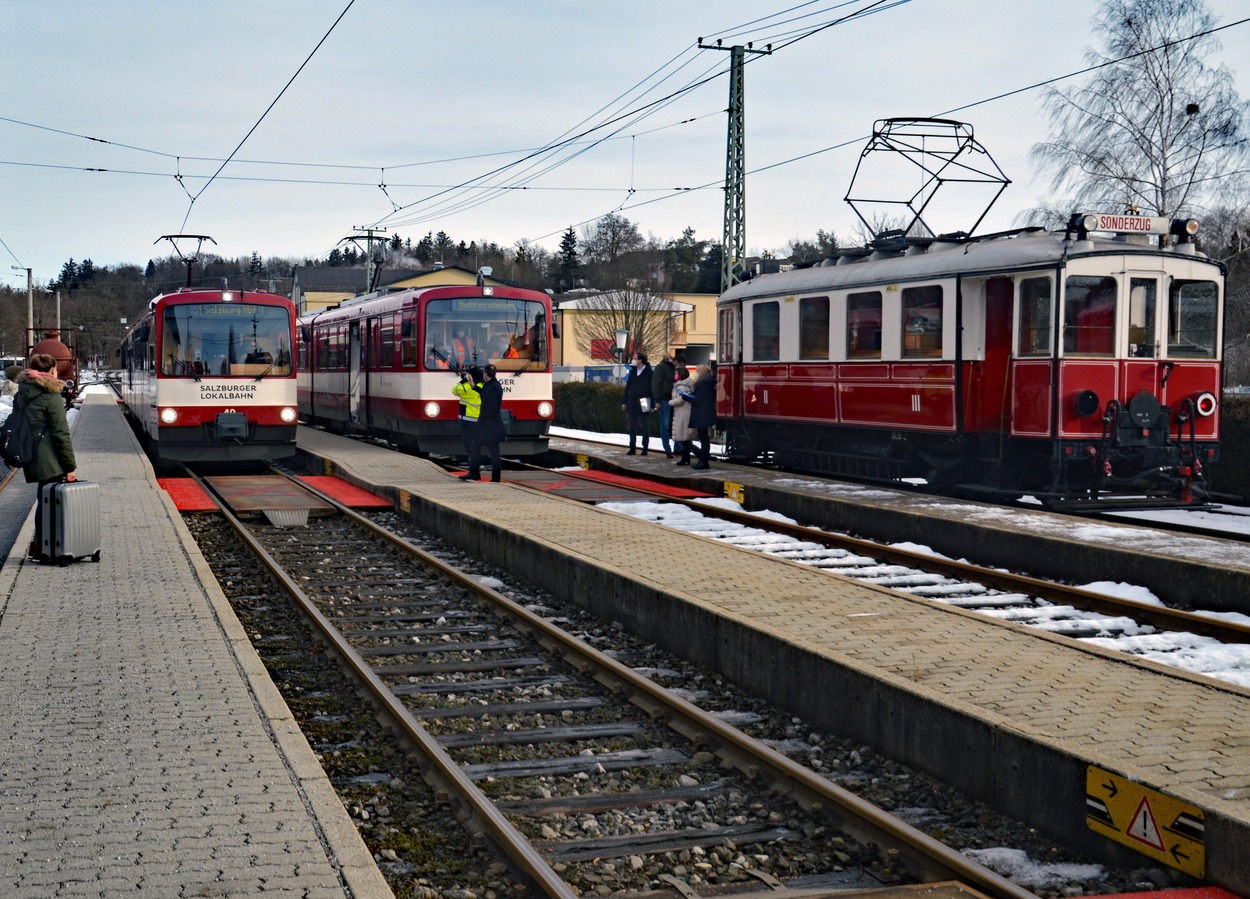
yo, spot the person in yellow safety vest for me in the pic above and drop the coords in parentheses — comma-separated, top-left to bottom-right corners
(452, 364, 483, 464)
(451, 328, 475, 367)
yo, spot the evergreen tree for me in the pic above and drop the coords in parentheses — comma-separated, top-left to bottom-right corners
(556, 227, 580, 292)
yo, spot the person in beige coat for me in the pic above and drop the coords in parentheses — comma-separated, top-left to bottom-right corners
(670, 372, 696, 465)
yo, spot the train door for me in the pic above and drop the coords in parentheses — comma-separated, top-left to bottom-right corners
(1124, 270, 1164, 398)
(348, 321, 361, 424)
(977, 277, 1013, 436)
(362, 317, 379, 427)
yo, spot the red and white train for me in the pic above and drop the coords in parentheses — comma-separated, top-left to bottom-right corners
(297, 283, 555, 456)
(118, 288, 299, 463)
(715, 213, 1223, 505)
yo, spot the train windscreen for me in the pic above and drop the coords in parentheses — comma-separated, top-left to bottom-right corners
(424, 297, 548, 372)
(161, 303, 293, 377)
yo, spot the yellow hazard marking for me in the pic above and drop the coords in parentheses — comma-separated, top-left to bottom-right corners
(724, 481, 745, 505)
(1086, 766, 1204, 877)
(577, 454, 590, 469)
(398, 490, 411, 514)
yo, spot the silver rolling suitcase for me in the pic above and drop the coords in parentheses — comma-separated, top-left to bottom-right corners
(39, 481, 101, 565)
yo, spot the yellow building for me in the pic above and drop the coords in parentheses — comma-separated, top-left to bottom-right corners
(552, 289, 718, 380)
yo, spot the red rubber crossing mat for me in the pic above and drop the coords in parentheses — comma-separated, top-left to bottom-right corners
(158, 476, 392, 511)
(158, 478, 217, 511)
(297, 476, 392, 508)
(495, 467, 712, 502)
(563, 468, 711, 498)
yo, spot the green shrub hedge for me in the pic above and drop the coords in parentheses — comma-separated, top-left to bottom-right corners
(554, 381, 659, 437)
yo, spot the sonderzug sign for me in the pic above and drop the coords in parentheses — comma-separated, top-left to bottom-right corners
(199, 383, 258, 401)
(1092, 214, 1168, 234)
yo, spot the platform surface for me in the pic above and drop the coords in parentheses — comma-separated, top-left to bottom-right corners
(0, 397, 391, 898)
(296, 424, 1250, 892)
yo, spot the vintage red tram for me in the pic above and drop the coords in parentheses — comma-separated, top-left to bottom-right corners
(716, 213, 1223, 505)
(297, 282, 555, 456)
(118, 288, 298, 463)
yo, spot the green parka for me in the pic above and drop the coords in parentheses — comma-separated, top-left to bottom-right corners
(14, 372, 76, 483)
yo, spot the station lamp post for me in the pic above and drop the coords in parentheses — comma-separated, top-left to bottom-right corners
(614, 328, 629, 383)
(10, 266, 32, 356)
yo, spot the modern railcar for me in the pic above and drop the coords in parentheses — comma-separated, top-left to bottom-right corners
(716, 213, 1223, 506)
(118, 287, 299, 463)
(297, 282, 555, 456)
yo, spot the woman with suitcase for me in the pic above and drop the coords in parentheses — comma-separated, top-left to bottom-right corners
(14, 353, 77, 561)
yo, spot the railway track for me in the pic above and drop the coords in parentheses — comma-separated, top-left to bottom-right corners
(495, 460, 1250, 687)
(187, 467, 1040, 899)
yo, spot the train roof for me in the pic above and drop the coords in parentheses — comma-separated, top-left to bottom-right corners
(298, 283, 551, 321)
(147, 287, 293, 309)
(719, 229, 1223, 304)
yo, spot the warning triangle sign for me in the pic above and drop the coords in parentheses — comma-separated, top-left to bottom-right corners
(1127, 797, 1166, 851)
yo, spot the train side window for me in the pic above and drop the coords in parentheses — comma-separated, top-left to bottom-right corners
(1017, 277, 1052, 356)
(751, 301, 780, 361)
(718, 307, 739, 363)
(901, 285, 942, 358)
(1128, 278, 1157, 358)
(1167, 279, 1218, 358)
(799, 296, 830, 360)
(847, 291, 882, 358)
(400, 311, 418, 367)
(379, 315, 395, 368)
(1062, 276, 1117, 356)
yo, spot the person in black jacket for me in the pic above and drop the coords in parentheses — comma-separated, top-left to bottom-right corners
(651, 352, 676, 458)
(15, 353, 78, 559)
(620, 351, 654, 456)
(463, 364, 505, 482)
(688, 363, 716, 470)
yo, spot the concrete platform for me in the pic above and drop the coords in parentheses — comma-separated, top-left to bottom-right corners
(546, 433, 1250, 615)
(294, 425, 1250, 894)
(0, 397, 392, 898)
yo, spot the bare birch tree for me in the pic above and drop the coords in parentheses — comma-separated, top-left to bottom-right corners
(1029, 0, 1249, 225)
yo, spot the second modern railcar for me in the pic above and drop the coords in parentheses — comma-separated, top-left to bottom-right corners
(297, 283, 555, 456)
(715, 213, 1224, 506)
(118, 288, 299, 463)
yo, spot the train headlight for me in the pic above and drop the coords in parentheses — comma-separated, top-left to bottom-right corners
(423, 402, 441, 418)
(280, 406, 298, 424)
(159, 407, 178, 424)
(537, 401, 554, 418)
(1195, 392, 1217, 417)
(1074, 389, 1100, 418)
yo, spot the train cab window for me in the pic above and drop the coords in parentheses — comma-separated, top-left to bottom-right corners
(400, 312, 419, 367)
(1062, 276, 1117, 356)
(751, 302, 780, 361)
(1167, 279, 1218, 358)
(1127, 278, 1157, 358)
(161, 302, 292, 377)
(847, 291, 882, 358)
(901, 286, 942, 358)
(1017, 277, 1052, 356)
(799, 296, 830, 360)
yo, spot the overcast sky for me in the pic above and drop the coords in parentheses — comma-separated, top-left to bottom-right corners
(3, 0, 1249, 288)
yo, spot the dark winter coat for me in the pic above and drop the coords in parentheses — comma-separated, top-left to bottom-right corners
(622, 363, 653, 413)
(14, 371, 76, 483)
(475, 378, 506, 444)
(689, 374, 717, 430)
(651, 358, 675, 402)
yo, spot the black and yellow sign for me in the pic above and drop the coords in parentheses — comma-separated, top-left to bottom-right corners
(1086, 766, 1204, 877)
(724, 481, 746, 504)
